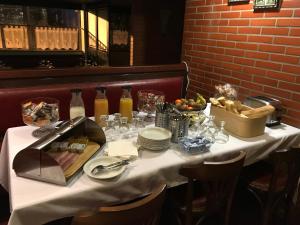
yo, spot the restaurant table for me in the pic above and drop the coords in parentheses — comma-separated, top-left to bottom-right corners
(0, 111, 300, 225)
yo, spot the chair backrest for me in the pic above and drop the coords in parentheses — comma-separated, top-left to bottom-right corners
(179, 151, 246, 225)
(268, 146, 300, 204)
(71, 183, 166, 225)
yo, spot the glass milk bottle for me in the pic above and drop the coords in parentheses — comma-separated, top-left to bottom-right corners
(119, 86, 133, 122)
(94, 87, 109, 124)
(70, 89, 85, 119)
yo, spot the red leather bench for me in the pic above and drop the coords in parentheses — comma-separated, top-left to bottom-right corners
(0, 63, 188, 136)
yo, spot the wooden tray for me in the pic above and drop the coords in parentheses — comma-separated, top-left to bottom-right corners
(64, 141, 100, 178)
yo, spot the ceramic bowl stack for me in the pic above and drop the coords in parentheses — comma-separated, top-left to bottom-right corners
(137, 127, 172, 151)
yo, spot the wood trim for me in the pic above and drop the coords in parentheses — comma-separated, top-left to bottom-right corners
(0, 64, 189, 95)
(0, 63, 187, 79)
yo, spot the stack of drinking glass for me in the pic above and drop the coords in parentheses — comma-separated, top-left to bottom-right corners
(100, 112, 146, 142)
(189, 114, 229, 144)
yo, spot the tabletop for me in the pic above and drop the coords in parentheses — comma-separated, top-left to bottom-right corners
(0, 110, 300, 225)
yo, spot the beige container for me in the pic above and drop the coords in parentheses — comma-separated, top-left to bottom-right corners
(210, 105, 267, 138)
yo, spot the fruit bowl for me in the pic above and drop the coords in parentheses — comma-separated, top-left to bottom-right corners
(177, 104, 207, 112)
(21, 97, 60, 137)
(175, 94, 207, 112)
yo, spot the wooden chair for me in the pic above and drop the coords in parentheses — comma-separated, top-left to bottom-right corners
(70, 183, 166, 225)
(243, 146, 300, 225)
(174, 151, 246, 225)
(289, 183, 300, 225)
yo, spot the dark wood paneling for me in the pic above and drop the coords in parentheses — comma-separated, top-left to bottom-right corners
(0, 63, 187, 79)
(0, 64, 188, 98)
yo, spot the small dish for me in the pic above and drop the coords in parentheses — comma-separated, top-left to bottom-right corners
(84, 156, 126, 180)
(178, 136, 212, 154)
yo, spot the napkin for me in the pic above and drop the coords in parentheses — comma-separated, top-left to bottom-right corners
(106, 140, 139, 160)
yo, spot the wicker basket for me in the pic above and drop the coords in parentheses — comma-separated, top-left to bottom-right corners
(210, 105, 267, 138)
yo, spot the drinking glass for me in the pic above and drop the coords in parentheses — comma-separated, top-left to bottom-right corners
(188, 111, 207, 138)
(119, 116, 129, 134)
(189, 117, 200, 138)
(137, 115, 146, 128)
(104, 119, 119, 142)
(98, 115, 109, 128)
(215, 121, 229, 144)
(132, 111, 138, 119)
(98, 115, 119, 142)
(113, 113, 121, 129)
(130, 111, 139, 132)
(201, 115, 219, 142)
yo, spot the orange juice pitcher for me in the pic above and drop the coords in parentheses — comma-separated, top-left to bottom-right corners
(94, 87, 109, 124)
(119, 86, 133, 122)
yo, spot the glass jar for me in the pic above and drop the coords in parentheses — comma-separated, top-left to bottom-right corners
(94, 87, 109, 124)
(70, 89, 85, 119)
(119, 86, 133, 122)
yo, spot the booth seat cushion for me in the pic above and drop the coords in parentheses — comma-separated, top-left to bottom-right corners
(0, 76, 184, 136)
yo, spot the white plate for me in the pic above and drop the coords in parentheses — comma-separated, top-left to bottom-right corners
(137, 137, 171, 151)
(140, 144, 170, 151)
(138, 127, 171, 151)
(138, 127, 172, 141)
(84, 156, 126, 180)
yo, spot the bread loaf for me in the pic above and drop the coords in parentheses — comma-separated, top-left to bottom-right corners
(241, 105, 275, 119)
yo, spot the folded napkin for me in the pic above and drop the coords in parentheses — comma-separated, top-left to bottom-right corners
(106, 140, 139, 160)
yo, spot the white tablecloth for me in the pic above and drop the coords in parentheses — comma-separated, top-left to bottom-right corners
(0, 116, 300, 225)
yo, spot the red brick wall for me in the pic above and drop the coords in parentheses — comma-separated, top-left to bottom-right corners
(182, 0, 300, 128)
